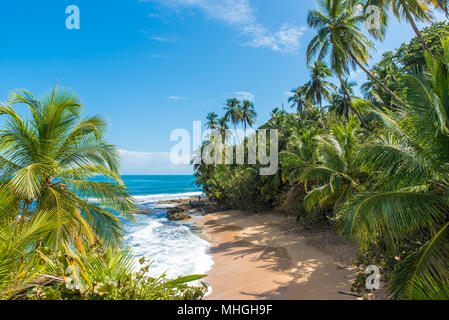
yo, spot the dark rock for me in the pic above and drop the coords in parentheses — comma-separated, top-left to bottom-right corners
(167, 208, 191, 221)
(134, 210, 153, 215)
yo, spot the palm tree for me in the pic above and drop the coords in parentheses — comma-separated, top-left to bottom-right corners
(241, 100, 257, 136)
(224, 98, 243, 144)
(303, 61, 336, 126)
(301, 120, 363, 212)
(329, 93, 350, 120)
(361, 53, 402, 107)
(206, 112, 219, 130)
(337, 40, 449, 299)
(307, 0, 403, 103)
(217, 116, 229, 141)
(329, 78, 367, 127)
(0, 86, 135, 249)
(288, 86, 310, 119)
(0, 205, 58, 299)
(429, 0, 448, 15)
(363, 0, 434, 55)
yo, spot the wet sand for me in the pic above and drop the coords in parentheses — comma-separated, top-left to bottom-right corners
(194, 210, 361, 300)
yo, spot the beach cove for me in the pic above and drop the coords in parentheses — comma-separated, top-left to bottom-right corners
(107, 175, 370, 300)
(195, 210, 362, 300)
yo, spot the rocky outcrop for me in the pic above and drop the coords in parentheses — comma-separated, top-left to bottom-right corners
(134, 209, 153, 215)
(166, 207, 191, 221)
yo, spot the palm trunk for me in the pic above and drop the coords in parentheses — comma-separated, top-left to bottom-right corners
(348, 52, 405, 105)
(233, 122, 241, 146)
(18, 200, 32, 227)
(319, 100, 328, 129)
(337, 73, 369, 130)
(297, 102, 302, 120)
(403, 5, 433, 57)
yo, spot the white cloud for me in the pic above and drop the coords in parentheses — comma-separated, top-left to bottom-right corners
(148, 35, 178, 43)
(140, 0, 305, 53)
(168, 96, 188, 100)
(118, 149, 192, 175)
(232, 91, 254, 101)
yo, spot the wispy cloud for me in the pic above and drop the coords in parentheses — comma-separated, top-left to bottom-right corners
(148, 35, 178, 43)
(231, 91, 255, 101)
(168, 96, 188, 100)
(140, 0, 305, 53)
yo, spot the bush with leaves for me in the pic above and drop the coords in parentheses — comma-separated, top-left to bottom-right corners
(26, 245, 207, 300)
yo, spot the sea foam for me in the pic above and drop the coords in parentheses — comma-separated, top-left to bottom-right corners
(123, 192, 213, 280)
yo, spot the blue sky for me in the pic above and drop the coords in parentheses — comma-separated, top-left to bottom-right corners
(0, 1, 444, 174)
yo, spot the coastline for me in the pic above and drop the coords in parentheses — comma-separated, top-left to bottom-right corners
(194, 210, 362, 300)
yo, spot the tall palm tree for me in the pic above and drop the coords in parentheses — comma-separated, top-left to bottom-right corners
(329, 78, 367, 127)
(288, 86, 310, 119)
(363, 0, 434, 55)
(301, 120, 363, 212)
(338, 40, 449, 299)
(361, 53, 402, 107)
(307, 0, 403, 103)
(206, 112, 219, 130)
(303, 61, 336, 126)
(328, 79, 356, 121)
(241, 100, 257, 136)
(224, 98, 243, 144)
(217, 116, 229, 142)
(429, 0, 448, 15)
(0, 86, 135, 249)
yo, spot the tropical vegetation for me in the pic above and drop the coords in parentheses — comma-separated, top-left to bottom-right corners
(0, 87, 206, 300)
(194, 2, 449, 299)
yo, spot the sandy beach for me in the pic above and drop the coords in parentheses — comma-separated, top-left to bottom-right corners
(195, 210, 361, 300)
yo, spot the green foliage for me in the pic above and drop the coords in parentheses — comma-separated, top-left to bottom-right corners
(27, 246, 207, 300)
(395, 21, 449, 69)
(196, 11, 449, 299)
(0, 86, 207, 301)
(0, 86, 136, 249)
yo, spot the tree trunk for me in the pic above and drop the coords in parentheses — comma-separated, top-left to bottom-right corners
(319, 100, 328, 129)
(18, 200, 32, 227)
(403, 5, 433, 57)
(348, 52, 405, 105)
(233, 122, 241, 145)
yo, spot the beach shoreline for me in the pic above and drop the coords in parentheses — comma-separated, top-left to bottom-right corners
(193, 210, 363, 300)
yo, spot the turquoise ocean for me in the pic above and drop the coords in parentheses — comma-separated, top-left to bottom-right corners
(116, 175, 213, 278)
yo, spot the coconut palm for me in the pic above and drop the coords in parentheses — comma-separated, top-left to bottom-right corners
(307, 0, 403, 103)
(0, 86, 135, 249)
(429, 0, 448, 15)
(217, 116, 229, 141)
(328, 78, 367, 125)
(0, 205, 59, 299)
(301, 120, 363, 212)
(303, 61, 336, 126)
(337, 40, 449, 299)
(288, 86, 310, 119)
(361, 53, 403, 107)
(363, 0, 434, 55)
(224, 98, 243, 144)
(241, 100, 257, 136)
(206, 112, 219, 130)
